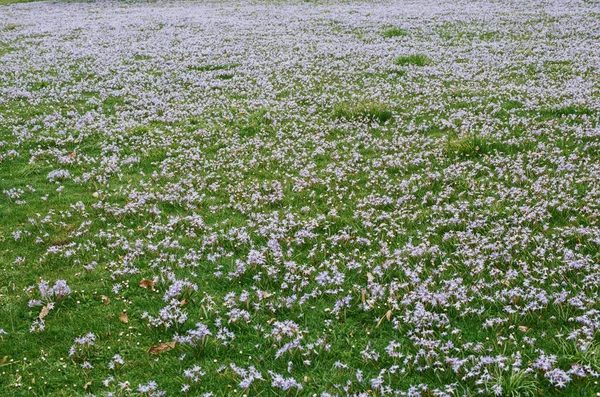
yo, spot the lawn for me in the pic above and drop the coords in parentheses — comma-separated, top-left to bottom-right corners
(1, 0, 599, 396)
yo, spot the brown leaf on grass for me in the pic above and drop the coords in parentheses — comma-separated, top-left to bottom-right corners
(38, 304, 51, 320)
(518, 325, 532, 332)
(100, 295, 110, 305)
(367, 272, 374, 283)
(179, 298, 188, 307)
(119, 312, 129, 324)
(0, 357, 13, 368)
(147, 341, 175, 355)
(139, 279, 155, 290)
(376, 309, 394, 328)
(84, 381, 92, 390)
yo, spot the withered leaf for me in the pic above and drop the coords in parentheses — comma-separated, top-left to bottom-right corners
(518, 325, 532, 332)
(147, 341, 176, 355)
(139, 279, 155, 290)
(38, 304, 51, 320)
(84, 381, 92, 390)
(119, 312, 129, 324)
(367, 272, 374, 283)
(385, 309, 393, 321)
(100, 295, 110, 305)
(376, 309, 394, 328)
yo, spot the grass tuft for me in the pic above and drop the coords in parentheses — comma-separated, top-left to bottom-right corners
(382, 27, 408, 38)
(538, 105, 593, 119)
(394, 54, 431, 66)
(496, 370, 538, 397)
(444, 135, 491, 159)
(334, 102, 394, 125)
(188, 63, 240, 72)
(502, 100, 524, 110)
(215, 73, 235, 80)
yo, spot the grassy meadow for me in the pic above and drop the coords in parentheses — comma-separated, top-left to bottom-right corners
(1, 0, 600, 395)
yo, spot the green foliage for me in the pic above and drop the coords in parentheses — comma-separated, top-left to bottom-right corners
(394, 54, 431, 66)
(188, 63, 240, 72)
(538, 106, 594, 119)
(334, 102, 393, 125)
(496, 370, 538, 397)
(382, 27, 408, 38)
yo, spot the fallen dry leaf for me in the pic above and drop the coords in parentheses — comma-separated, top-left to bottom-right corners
(376, 309, 394, 328)
(84, 381, 92, 390)
(147, 341, 175, 355)
(386, 309, 393, 321)
(119, 312, 129, 324)
(38, 304, 51, 320)
(139, 279, 155, 290)
(518, 325, 532, 332)
(367, 272, 374, 283)
(100, 295, 110, 305)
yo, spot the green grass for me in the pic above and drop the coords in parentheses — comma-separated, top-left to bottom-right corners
(0, 0, 39, 4)
(394, 53, 432, 66)
(215, 73, 235, 80)
(188, 63, 240, 72)
(382, 27, 408, 38)
(334, 102, 394, 124)
(538, 106, 594, 119)
(1, 3, 599, 396)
